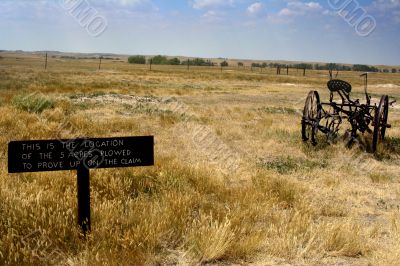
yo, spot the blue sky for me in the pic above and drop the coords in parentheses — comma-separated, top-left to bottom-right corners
(0, 0, 399, 65)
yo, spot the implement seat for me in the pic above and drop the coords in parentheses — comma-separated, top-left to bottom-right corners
(327, 79, 352, 102)
(327, 79, 352, 93)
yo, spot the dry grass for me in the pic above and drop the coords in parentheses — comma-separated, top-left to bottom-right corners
(0, 53, 400, 265)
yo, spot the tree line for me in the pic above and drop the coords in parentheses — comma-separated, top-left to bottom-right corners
(128, 55, 397, 73)
(128, 55, 229, 67)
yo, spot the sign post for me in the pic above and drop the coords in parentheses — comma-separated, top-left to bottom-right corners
(8, 136, 154, 235)
(77, 165, 91, 234)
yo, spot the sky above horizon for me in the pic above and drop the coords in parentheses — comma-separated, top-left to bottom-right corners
(0, 0, 399, 65)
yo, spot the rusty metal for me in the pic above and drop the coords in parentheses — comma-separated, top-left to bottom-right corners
(301, 71, 393, 152)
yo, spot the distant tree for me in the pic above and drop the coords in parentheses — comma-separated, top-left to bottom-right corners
(383, 69, 389, 73)
(184, 58, 212, 66)
(261, 62, 268, 68)
(61, 56, 77, 59)
(198, 58, 210, 66)
(168, 57, 181, 65)
(238, 62, 244, 67)
(313, 63, 350, 71)
(269, 63, 283, 68)
(151, 55, 169, 65)
(392, 68, 397, 73)
(220, 61, 228, 67)
(352, 64, 379, 72)
(293, 63, 313, 70)
(193, 58, 205, 66)
(251, 63, 260, 68)
(342, 65, 352, 71)
(128, 55, 146, 64)
(327, 63, 338, 70)
(206, 60, 214, 66)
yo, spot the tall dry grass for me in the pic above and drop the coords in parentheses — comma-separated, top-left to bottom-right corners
(1, 54, 400, 265)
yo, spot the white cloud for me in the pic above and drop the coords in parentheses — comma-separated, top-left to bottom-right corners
(278, 8, 295, 17)
(104, 0, 151, 6)
(201, 10, 226, 22)
(247, 2, 263, 16)
(268, 1, 323, 23)
(305, 2, 321, 10)
(372, 0, 400, 9)
(103, 0, 158, 10)
(369, 0, 400, 24)
(191, 0, 234, 9)
(285, 1, 322, 15)
(322, 9, 335, 16)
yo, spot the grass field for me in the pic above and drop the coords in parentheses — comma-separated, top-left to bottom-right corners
(1, 53, 400, 265)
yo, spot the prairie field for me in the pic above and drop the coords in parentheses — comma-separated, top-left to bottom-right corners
(1, 53, 400, 265)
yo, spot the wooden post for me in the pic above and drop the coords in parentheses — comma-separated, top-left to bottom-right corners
(287, 66, 289, 75)
(77, 166, 91, 235)
(44, 53, 48, 70)
(98, 57, 102, 70)
(187, 59, 190, 71)
(303, 68, 306, 76)
(150, 59, 152, 71)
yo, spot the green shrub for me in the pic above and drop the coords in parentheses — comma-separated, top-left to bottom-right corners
(168, 57, 181, 65)
(12, 93, 55, 113)
(151, 55, 169, 65)
(128, 55, 146, 64)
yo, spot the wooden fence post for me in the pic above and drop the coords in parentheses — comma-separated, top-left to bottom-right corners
(44, 53, 48, 70)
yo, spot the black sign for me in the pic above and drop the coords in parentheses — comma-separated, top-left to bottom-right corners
(8, 136, 154, 173)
